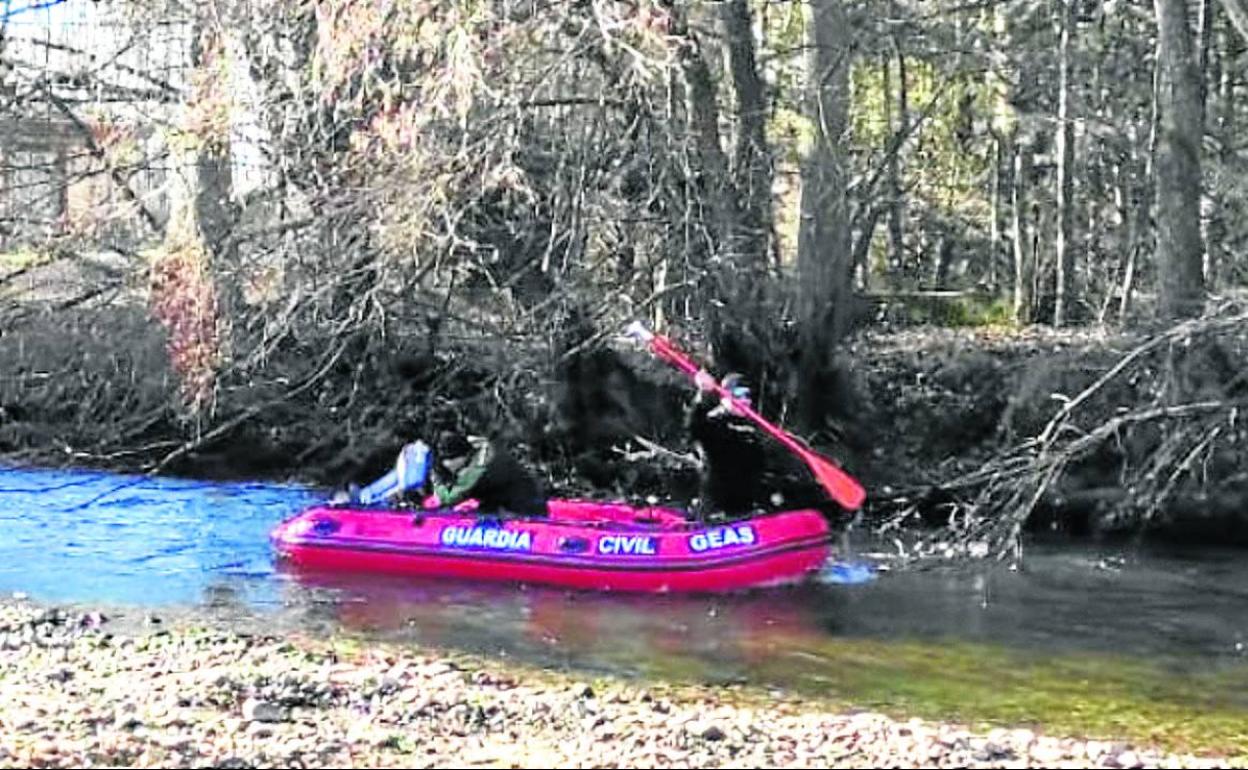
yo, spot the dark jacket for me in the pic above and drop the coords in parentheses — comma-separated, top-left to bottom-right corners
(684, 394, 832, 516)
(684, 394, 768, 516)
(430, 439, 546, 517)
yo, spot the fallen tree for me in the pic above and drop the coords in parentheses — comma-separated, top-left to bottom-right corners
(878, 300, 1248, 561)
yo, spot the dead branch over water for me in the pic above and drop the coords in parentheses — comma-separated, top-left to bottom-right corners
(878, 303, 1248, 561)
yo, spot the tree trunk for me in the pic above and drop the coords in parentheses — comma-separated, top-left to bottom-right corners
(795, 0, 853, 429)
(722, 0, 773, 268)
(1030, 202, 1042, 316)
(1118, 241, 1139, 324)
(1103, 156, 1129, 324)
(1198, 0, 1215, 119)
(663, 65, 692, 330)
(678, 39, 739, 255)
(1011, 145, 1034, 325)
(933, 230, 953, 289)
(1085, 49, 1103, 314)
(1153, 0, 1207, 319)
(170, 23, 242, 336)
(670, 5, 757, 340)
(1123, 32, 1164, 325)
(989, 136, 1002, 291)
(1206, 27, 1239, 291)
(1054, 0, 1077, 327)
(886, 37, 908, 280)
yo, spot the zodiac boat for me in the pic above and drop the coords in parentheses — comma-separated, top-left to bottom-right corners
(270, 499, 832, 594)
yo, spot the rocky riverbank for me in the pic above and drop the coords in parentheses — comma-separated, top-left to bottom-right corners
(0, 599, 1239, 769)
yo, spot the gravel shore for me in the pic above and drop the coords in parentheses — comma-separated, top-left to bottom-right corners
(0, 599, 1238, 769)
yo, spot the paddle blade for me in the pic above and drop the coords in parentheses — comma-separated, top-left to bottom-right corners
(802, 448, 867, 511)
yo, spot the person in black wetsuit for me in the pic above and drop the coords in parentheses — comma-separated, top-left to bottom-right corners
(416, 432, 548, 518)
(682, 371, 772, 518)
(683, 368, 836, 519)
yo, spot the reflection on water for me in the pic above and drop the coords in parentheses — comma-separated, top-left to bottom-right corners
(1, 464, 1247, 684)
(269, 565, 834, 681)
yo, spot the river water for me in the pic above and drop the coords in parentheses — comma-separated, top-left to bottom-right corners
(3, 464, 1247, 734)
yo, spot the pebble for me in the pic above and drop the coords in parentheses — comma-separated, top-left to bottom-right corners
(1087, 740, 1115, 758)
(245, 721, 274, 739)
(975, 741, 1014, 761)
(241, 698, 286, 723)
(700, 724, 727, 742)
(1031, 739, 1067, 764)
(0, 599, 1237, 770)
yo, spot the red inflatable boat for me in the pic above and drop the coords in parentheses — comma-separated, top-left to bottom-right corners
(270, 499, 832, 593)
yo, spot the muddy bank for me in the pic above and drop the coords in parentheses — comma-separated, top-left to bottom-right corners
(0, 306, 696, 499)
(3, 306, 1248, 545)
(0, 598, 1239, 769)
(844, 318, 1248, 546)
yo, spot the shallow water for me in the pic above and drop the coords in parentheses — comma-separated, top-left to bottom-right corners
(0, 465, 318, 607)
(3, 464, 1247, 748)
(3, 464, 1246, 661)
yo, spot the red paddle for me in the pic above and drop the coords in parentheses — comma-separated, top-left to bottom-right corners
(625, 322, 866, 511)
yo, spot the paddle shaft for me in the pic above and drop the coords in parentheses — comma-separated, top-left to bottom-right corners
(638, 328, 866, 510)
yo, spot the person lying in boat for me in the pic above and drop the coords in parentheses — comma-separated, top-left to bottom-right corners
(416, 431, 548, 519)
(333, 432, 546, 519)
(332, 440, 434, 507)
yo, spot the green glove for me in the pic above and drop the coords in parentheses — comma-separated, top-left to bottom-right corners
(433, 462, 487, 507)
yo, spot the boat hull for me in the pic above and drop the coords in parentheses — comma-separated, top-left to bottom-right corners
(270, 500, 832, 594)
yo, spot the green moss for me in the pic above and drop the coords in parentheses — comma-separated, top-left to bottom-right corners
(653, 635, 1248, 759)
(306, 626, 1248, 760)
(943, 294, 1017, 328)
(897, 292, 1018, 328)
(0, 249, 54, 271)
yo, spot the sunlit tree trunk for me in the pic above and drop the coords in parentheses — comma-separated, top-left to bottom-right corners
(1011, 145, 1034, 325)
(886, 36, 908, 280)
(989, 136, 1003, 291)
(1054, 0, 1077, 327)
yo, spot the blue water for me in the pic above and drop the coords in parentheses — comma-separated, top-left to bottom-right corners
(0, 464, 874, 610)
(0, 465, 319, 607)
(0, 464, 1246, 676)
